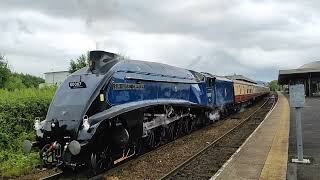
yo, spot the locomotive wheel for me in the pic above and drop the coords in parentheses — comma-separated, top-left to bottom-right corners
(181, 118, 191, 135)
(159, 127, 167, 145)
(175, 121, 184, 138)
(145, 130, 156, 149)
(90, 150, 113, 174)
(189, 118, 196, 133)
(135, 138, 145, 155)
(166, 123, 175, 141)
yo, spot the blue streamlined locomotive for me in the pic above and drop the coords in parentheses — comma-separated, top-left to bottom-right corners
(24, 51, 268, 172)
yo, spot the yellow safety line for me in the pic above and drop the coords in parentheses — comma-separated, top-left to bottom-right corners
(259, 92, 290, 180)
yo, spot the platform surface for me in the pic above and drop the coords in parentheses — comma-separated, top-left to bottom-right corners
(212, 92, 290, 180)
(287, 96, 320, 180)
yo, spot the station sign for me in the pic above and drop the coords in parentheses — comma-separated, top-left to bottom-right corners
(289, 84, 305, 107)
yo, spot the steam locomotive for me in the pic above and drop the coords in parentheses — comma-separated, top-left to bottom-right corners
(24, 51, 269, 172)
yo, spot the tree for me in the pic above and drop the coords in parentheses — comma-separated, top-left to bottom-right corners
(12, 73, 45, 88)
(69, 54, 88, 73)
(0, 54, 11, 88)
(0, 54, 45, 90)
(4, 75, 26, 91)
(269, 80, 280, 91)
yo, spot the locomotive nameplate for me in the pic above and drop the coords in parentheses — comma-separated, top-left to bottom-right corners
(69, 81, 87, 89)
(112, 83, 144, 90)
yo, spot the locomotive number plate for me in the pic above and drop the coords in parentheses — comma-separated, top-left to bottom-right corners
(112, 83, 144, 90)
(69, 81, 87, 89)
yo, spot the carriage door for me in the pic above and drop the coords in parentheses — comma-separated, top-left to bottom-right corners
(206, 78, 215, 106)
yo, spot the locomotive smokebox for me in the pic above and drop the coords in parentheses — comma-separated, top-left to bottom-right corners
(88, 51, 119, 74)
(111, 126, 130, 148)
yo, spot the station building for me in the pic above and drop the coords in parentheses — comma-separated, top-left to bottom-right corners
(278, 61, 320, 96)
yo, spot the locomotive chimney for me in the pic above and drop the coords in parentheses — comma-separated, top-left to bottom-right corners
(88, 50, 119, 74)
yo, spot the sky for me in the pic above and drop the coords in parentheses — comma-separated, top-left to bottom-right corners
(1, 0, 320, 81)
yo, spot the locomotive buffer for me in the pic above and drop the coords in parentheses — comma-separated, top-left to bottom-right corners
(289, 84, 310, 164)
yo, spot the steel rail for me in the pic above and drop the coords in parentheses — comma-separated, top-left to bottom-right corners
(40, 171, 64, 180)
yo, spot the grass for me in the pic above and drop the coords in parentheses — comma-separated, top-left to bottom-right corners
(0, 87, 56, 177)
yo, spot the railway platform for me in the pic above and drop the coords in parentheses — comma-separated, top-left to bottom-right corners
(212, 92, 290, 180)
(287, 96, 320, 180)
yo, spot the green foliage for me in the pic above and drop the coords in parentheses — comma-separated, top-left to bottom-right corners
(4, 76, 26, 91)
(0, 152, 39, 177)
(69, 54, 88, 73)
(4, 73, 45, 91)
(12, 73, 45, 88)
(0, 87, 57, 177)
(0, 55, 11, 88)
(0, 53, 51, 177)
(269, 80, 280, 91)
(0, 54, 44, 90)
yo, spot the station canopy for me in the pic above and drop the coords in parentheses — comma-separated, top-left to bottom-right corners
(278, 61, 320, 84)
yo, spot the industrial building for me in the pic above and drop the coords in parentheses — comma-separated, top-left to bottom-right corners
(278, 61, 320, 96)
(39, 71, 70, 87)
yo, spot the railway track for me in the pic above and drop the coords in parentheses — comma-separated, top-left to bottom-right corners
(160, 95, 277, 180)
(39, 95, 276, 180)
(40, 171, 63, 180)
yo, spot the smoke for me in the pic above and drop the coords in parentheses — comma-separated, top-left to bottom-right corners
(186, 56, 202, 69)
(209, 111, 220, 122)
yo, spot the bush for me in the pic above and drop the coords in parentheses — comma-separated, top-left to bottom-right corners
(4, 76, 26, 91)
(0, 152, 40, 177)
(0, 87, 56, 177)
(0, 55, 11, 88)
(0, 54, 44, 90)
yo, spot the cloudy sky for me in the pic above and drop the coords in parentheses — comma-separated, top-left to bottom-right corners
(1, 0, 320, 81)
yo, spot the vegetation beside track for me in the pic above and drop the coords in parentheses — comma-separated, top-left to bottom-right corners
(0, 87, 56, 177)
